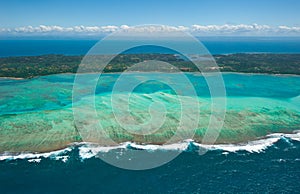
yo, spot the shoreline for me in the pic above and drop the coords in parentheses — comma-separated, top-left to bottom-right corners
(1, 130, 299, 156)
(0, 76, 25, 80)
(1, 71, 300, 80)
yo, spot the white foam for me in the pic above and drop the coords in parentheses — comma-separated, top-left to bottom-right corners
(0, 147, 72, 162)
(195, 132, 299, 154)
(129, 140, 191, 151)
(1, 132, 300, 161)
(78, 141, 191, 159)
(195, 136, 281, 153)
(78, 142, 130, 159)
(284, 131, 300, 141)
(54, 155, 69, 163)
(28, 158, 42, 163)
(77, 133, 300, 159)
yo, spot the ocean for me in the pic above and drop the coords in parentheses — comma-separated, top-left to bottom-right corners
(0, 38, 300, 193)
(1, 37, 300, 57)
(1, 139, 300, 193)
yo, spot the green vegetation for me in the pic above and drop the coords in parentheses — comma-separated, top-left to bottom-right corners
(0, 55, 81, 78)
(215, 53, 300, 74)
(0, 53, 300, 78)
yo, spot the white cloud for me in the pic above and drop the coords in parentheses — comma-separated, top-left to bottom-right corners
(9, 25, 119, 34)
(191, 24, 272, 35)
(1, 24, 300, 36)
(278, 25, 300, 33)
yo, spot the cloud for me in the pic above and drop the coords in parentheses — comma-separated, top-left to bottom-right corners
(0, 24, 300, 36)
(278, 25, 300, 33)
(12, 25, 119, 34)
(192, 24, 270, 32)
(191, 24, 271, 35)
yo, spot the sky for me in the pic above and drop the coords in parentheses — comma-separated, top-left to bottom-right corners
(0, 0, 300, 36)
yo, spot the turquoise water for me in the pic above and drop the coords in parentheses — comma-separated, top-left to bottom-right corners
(0, 72, 300, 193)
(1, 38, 300, 192)
(0, 72, 299, 153)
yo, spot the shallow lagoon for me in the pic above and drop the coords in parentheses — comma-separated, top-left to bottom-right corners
(0, 72, 299, 153)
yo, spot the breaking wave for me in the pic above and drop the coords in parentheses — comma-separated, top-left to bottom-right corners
(1, 131, 299, 163)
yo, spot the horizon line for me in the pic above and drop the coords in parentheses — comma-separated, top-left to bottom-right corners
(1, 24, 300, 37)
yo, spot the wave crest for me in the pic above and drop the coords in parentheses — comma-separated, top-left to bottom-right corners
(1, 131, 299, 162)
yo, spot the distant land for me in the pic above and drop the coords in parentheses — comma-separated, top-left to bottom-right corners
(0, 53, 300, 78)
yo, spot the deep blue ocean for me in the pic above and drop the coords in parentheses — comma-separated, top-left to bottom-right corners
(1, 37, 300, 57)
(0, 37, 300, 193)
(1, 140, 300, 193)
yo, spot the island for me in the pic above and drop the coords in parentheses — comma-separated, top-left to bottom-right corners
(0, 53, 300, 78)
(0, 53, 300, 153)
